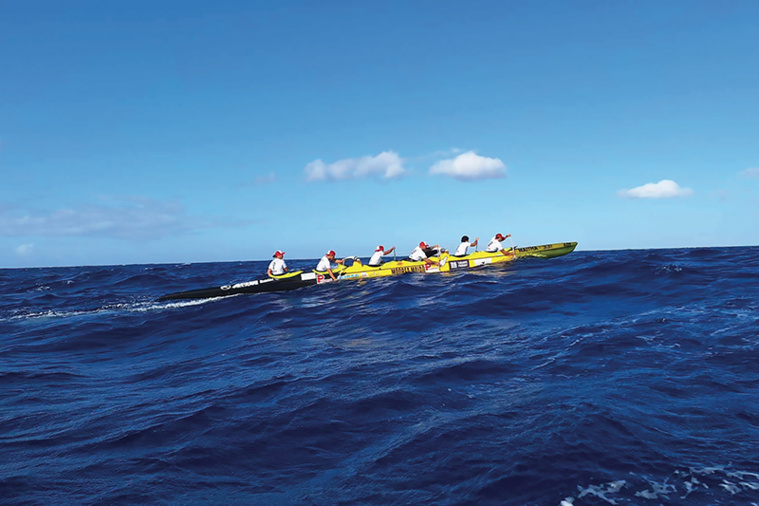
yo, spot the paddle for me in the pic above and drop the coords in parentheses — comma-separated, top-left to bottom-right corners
(508, 236, 517, 258)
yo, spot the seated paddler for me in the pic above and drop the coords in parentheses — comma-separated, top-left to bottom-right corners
(487, 233, 513, 256)
(368, 245, 396, 266)
(409, 242, 439, 266)
(316, 250, 344, 281)
(268, 250, 288, 277)
(453, 235, 478, 257)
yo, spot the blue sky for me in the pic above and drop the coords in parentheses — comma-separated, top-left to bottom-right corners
(1, 1, 758, 268)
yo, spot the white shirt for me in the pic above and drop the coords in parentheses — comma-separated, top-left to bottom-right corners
(369, 251, 384, 266)
(454, 241, 471, 256)
(486, 237, 502, 252)
(409, 246, 427, 262)
(316, 255, 332, 272)
(268, 258, 287, 275)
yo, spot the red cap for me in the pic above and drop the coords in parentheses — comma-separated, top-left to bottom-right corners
(419, 241, 427, 249)
(375, 245, 384, 252)
(273, 250, 285, 258)
(327, 250, 336, 257)
(495, 233, 505, 241)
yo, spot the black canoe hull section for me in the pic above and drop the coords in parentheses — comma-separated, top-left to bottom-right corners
(157, 272, 331, 301)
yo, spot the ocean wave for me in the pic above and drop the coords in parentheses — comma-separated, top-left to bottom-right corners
(1, 247, 758, 504)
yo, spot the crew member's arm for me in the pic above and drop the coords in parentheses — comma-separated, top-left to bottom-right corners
(500, 234, 513, 256)
(471, 238, 479, 248)
(327, 267, 337, 281)
(384, 246, 396, 255)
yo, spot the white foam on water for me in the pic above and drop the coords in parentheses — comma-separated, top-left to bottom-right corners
(575, 480, 626, 504)
(132, 296, 230, 312)
(720, 480, 741, 495)
(4, 308, 97, 322)
(563, 466, 759, 504)
(2, 295, 229, 323)
(634, 481, 676, 500)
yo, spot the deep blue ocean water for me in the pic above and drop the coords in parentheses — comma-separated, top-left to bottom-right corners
(1, 247, 758, 505)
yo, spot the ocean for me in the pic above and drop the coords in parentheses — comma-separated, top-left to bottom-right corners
(1, 247, 758, 505)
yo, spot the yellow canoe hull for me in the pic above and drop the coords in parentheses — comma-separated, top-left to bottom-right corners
(339, 242, 577, 280)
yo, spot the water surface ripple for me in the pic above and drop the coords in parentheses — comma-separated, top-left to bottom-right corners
(1, 247, 758, 504)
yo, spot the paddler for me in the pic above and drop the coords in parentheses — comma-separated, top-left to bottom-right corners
(486, 233, 513, 256)
(409, 242, 439, 266)
(267, 250, 288, 277)
(368, 245, 396, 266)
(316, 250, 344, 281)
(453, 235, 478, 257)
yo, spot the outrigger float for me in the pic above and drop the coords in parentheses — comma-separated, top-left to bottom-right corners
(158, 242, 577, 301)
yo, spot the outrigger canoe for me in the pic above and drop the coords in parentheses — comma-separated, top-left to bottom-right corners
(158, 242, 577, 301)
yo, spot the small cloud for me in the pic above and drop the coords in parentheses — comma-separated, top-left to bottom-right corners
(429, 151, 506, 181)
(0, 196, 235, 240)
(408, 148, 464, 164)
(15, 243, 34, 256)
(305, 151, 405, 182)
(254, 172, 276, 185)
(741, 167, 759, 179)
(239, 172, 277, 188)
(618, 179, 694, 199)
(429, 148, 464, 158)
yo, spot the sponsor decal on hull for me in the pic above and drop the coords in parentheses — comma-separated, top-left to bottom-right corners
(518, 243, 572, 253)
(341, 272, 373, 279)
(449, 260, 470, 270)
(222, 279, 269, 290)
(391, 265, 426, 275)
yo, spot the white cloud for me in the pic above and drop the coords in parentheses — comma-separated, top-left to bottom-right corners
(15, 243, 34, 256)
(429, 151, 506, 181)
(741, 167, 759, 179)
(618, 179, 694, 199)
(305, 151, 405, 181)
(254, 172, 276, 184)
(240, 172, 276, 187)
(0, 196, 228, 240)
(429, 148, 464, 158)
